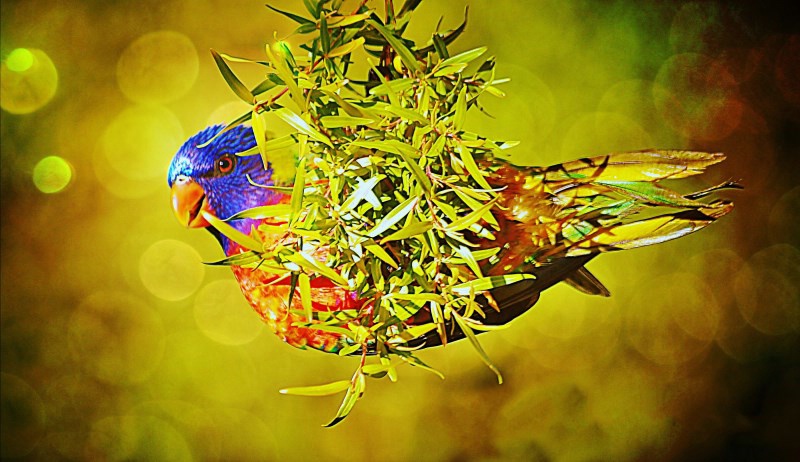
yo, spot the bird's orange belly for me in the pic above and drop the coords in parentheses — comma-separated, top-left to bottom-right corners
(231, 265, 366, 353)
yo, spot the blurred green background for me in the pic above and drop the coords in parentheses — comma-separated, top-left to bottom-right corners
(1, 0, 798, 460)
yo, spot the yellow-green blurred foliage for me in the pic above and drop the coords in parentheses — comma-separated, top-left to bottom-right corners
(1, 1, 798, 460)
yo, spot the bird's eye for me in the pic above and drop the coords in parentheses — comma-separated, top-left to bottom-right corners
(216, 155, 236, 175)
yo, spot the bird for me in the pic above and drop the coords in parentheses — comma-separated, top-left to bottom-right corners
(168, 124, 736, 354)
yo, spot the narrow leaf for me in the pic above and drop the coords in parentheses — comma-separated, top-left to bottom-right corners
(299, 272, 312, 322)
(266, 4, 313, 25)
(325, 372, 366, 427)
(454, 245, 484, 278)
(453, 86, 467, 132)
(453, 314, 503, 384)
(369, 78, 415, 96)
(457, 143, 493, 191)
(290, 156, 307, 222)
(204, 251, 263, 267)
(252, 109, 269, 165)
(367, 20, 420, 72)
(397, 148, 432, 194)
(366, 196, 419, 237)
(439, 46, 487, 67)
(274, 107, 333, 147)
(380, 220, 433, 243)
(227, 204, 292, 221)
(320, 115, 374, 128)
(364, 241, 398, 268)
(202, 211, 263, 251)
(327, 37, 365, 57)
(451, 274, 535, 296)
(328, 13, 371, 27)
(210, 49, 253, 103)
(340, 176, 383, 212)
(280, 380, 351, 396)
(445, 196, 498, 232)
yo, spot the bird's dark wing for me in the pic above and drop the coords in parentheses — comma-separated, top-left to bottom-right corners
(404, 255, 598, 349)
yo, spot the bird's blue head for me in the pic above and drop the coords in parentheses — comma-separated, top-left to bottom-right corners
(168, 125, 284, 248)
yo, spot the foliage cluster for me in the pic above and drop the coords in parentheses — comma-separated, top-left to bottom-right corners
(205, 0, 519, 425)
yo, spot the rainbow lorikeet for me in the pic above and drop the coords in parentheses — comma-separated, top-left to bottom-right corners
(168, 124, 735, 354)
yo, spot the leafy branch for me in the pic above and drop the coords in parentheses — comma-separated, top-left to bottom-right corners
(207, 0, 518, 425)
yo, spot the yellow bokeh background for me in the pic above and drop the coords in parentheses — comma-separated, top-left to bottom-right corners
(1, 1, 798, 460)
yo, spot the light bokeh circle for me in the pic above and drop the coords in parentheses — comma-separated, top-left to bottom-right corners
(139, 239, 205, 302)
(100, 104, 183, 182)
(87, 415, 192, 461)
(1, 48, 58, 114)
(68, 291, 166, 385)
(117, 30, 199, 104)
(32, 155, 73, 193)
(194, 279, 263, 345)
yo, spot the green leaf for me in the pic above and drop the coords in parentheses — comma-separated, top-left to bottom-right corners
(274, 108, 333, 147)
(320, 16, 330, 55)
(202, 211, 263, 252)
(444, 196, 498, 232)
(395, 323, 437, 340)
(439, 46, 487, 67)
(265, 43, 305, 110)
(451, 274, 535, 296)
(251, 109, 269, 165)
(227, 204, 292, 221)
(457, 143, 493, 191)
(320, 115, 374, 128)
(267, 4, 313, 25)
(280, 380, 351, 396)
(361, 364, 392, 375)
(366, 58, 400, 106)
(367, 20, 420, 73)
(402, 354, 445, 380)
(204, 251, 263, 267)
(287, 251, 349, 287)
(328, 13, 371, 27)
(364, 241, 398, 268)
(337, 343, 362, 356)
(250, 78, 278, 96)
(371, 102, 430, 124)
(302, 0, 319, 18)
(262, 134, 297, 152)
(290, 155, 307, 223)
(454, 245, 483, 278)
(327, 36, 365, 57)
(366, 196, 419, 237)
(369, 78, 415, 96)
(325, 372, 366, 427)
(210, 49, 253, 103)
(397, 148, 432, 195)
(340, 176, 383, 212)
(299, 272, 313, 322)
(380, 220, 433, 243)
(432, 33, 449, 59)
(425, 134, 446, 158)
(484, 85, 506, 98)
(453, 314, 503, 384)
(351, 139, 419, 157)
(453, 86, 467, 131)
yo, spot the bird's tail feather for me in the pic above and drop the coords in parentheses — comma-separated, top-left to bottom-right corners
(501, 150, 739, 263)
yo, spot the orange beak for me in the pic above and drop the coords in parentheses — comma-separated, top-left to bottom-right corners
(170, 176, 211, 228)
